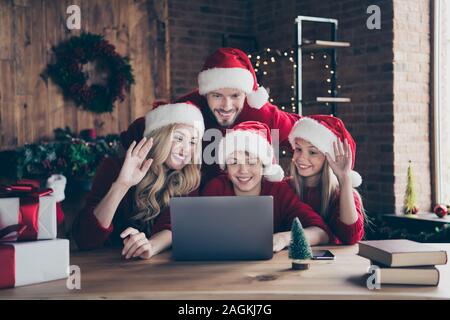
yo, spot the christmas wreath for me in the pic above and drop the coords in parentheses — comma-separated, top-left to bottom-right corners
(46, 32, 134, 114)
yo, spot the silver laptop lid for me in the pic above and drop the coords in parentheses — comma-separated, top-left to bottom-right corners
(170, 196, 273, 261)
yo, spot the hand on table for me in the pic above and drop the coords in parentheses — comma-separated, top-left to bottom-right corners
(273, 233, 290, 253)
(120, 227, 155, 260)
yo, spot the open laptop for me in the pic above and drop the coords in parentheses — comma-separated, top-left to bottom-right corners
(170, 196, 273, 261)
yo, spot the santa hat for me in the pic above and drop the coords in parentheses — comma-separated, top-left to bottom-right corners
(218, 121, 284, 182)
(198, 48, 269, 109)
(143, 101, 205, 164)
(288, 115, 362, 187)
(143, 101, 205, 138)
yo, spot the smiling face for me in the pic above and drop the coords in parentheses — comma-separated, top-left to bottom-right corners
(206, 88, 246, 127)
(226, 151, 263, 196)
(164, 124, 200, 170)
(292, 137, 326, 186)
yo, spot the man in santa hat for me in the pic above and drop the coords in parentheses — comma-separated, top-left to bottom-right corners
(120, 47, 300, 188)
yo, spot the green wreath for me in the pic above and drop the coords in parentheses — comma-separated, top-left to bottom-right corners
(46, 32, 134, 114)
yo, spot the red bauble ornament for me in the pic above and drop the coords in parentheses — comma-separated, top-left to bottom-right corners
(434, 204, 448, 218)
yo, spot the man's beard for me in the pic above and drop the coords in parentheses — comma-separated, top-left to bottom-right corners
(206, 107, 242, 129)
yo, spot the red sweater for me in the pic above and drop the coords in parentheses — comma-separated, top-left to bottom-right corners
(71, 156, 198, 250)
(152, 175, 333, 239)
(300, 186, 365, 245)
(120, 90, 300, 189)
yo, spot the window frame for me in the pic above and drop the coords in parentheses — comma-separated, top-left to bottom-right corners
(432, 0, 443, 204)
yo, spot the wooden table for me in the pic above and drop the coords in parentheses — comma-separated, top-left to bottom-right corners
(1, 244, 449, 300)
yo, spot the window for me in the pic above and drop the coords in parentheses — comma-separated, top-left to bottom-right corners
(434, 0, 450, 204)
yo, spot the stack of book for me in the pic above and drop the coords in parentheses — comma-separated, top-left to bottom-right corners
(358, 239, 448, 286)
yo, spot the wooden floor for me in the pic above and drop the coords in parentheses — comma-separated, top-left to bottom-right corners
(1, 244, 449, 300)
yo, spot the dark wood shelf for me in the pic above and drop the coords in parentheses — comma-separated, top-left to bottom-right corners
(300, 40, 351, 51)
(316, 97, 351, 103)
(383, 213, 450, 225)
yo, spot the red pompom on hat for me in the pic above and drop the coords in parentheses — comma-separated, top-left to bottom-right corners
(198, 48, 269, 109)
(218, 121, 284, 182)
(288, 115, 362, 187)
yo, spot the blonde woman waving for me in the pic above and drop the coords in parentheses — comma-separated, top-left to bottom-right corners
(72, 102, 204, 259)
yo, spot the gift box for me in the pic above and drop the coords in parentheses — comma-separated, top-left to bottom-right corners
(0, 184, 57, 242)
(0, 239, 70, 289)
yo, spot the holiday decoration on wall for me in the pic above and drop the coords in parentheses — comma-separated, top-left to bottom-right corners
(433, 204, 449, 218)
(46, 32, 134, 114)
(289, 217, 313, 270)
(0, 182, 56, 242)
(403, 161, 419, 215)
(0, 239, 69, 289)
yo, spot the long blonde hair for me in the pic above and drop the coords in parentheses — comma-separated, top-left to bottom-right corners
(131, 124, 201, 231)
(289, 160, 366, 222)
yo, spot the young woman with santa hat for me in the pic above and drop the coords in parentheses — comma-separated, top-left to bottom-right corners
(288, 115, 366, 245)
(72, 102, 205, 259)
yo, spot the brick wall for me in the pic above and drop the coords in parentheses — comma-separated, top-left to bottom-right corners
(392, 0, 431, 213)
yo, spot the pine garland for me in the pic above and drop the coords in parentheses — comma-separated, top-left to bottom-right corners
(46, 32, 134, 114)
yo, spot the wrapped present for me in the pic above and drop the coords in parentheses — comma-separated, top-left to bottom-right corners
(0, 239, 69, 289)
(0, 183, 56, 242)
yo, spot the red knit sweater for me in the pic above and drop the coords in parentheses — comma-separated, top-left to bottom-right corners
(299, 185, 365, 245)
(152, 175, 333, 240)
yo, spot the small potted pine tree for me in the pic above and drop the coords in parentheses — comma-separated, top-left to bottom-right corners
(289, 217, 313, 270)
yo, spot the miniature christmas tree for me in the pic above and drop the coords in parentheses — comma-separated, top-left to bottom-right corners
(289, 217, 313, 270)
(403, 161, 419, 215)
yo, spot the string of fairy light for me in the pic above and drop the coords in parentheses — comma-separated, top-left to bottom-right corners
(248, 48, 342, 113)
